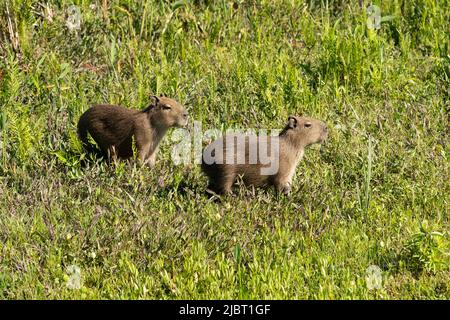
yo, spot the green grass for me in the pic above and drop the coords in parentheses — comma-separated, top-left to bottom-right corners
(0, 0, 449, 299)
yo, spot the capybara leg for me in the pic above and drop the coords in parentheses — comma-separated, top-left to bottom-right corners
(218, 174, 235, 195)
(274, 179, 291, 195)
(117, 137, 133, 159)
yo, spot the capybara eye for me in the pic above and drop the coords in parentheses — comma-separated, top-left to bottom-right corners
(305, 122, 312, 128)
(162, 104, 171, 110)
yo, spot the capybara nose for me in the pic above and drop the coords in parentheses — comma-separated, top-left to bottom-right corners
(183, 112, 188, 119)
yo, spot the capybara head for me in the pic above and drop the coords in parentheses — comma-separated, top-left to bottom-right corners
(149, 95, 188, 128)
(283, 115, 328, 147)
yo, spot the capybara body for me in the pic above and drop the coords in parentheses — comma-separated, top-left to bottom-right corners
(201, 116, 328, 195)
(77, 95, 188, 166)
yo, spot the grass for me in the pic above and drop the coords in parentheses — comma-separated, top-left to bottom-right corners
(0, 0, 449, 299)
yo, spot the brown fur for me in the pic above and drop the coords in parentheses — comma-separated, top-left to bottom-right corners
(77, 95, 188, 166)
(201, 116, 328, 195)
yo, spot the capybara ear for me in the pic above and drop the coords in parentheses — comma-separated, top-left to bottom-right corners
(288, 116, 297, 129)
(150, 95, 160, 106)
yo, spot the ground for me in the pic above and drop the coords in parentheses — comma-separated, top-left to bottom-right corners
(0, 0, 449, 299)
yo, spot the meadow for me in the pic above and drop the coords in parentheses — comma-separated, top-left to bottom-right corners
(0, 0, 449, 299)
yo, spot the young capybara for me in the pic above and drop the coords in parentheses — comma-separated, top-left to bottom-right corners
(77, 95, 188, 167)
(201, 116, 328, 195)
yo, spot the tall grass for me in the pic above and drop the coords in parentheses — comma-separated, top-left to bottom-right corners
(0, 0, 448, 299)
